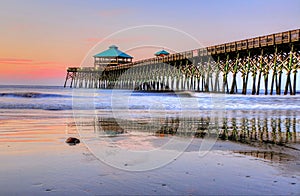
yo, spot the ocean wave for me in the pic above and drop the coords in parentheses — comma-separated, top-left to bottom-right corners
(0, 88, 299, 112)
(0, 102, 299, 111)
(0, 103, 73, 111)
(0, 92, 72, 98)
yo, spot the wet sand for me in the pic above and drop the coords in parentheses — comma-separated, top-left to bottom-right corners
(0, 115, 299, 195)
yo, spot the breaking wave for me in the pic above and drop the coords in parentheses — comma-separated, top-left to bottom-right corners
(0, 92, 72, 98)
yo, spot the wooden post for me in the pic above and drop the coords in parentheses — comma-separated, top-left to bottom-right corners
(223, 54, 229, 93)
(270, 47, 277, 95)
(264, 72, 269, 95)
(230, 53, 239, 94)
(242, 51, 251, 95)
(284, 72, 291, 95)
(252, 73, 256, 95)
(284, 45, 294, 95)
(230, 72, 237, 94)
(214, 71, 220, 92)
(63, 71, 69, 88)
(277, 70, 282, 95)
(203, 75, 206, 92)
(256, 50, 264, 95)
(293, 70, 297, 95)
(70, 75, 74, 88)
(210, 74, 213, 92)
(257, 72, 262, 95)
(205, 57, 211, 92)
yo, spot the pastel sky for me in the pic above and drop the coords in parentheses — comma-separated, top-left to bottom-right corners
(0, 0, 299, 85)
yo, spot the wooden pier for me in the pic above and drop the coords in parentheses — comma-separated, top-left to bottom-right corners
(64, 29, 300, 95)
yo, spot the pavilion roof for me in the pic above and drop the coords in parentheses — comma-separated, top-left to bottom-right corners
(155, 49, 170, 56)
(93, 45, 132, 58)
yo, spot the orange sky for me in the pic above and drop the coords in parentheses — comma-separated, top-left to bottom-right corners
(0, 0, 299, 85)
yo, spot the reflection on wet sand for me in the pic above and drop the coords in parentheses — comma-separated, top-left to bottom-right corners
(93, 116, 213, 137)
(96, 117, 125, 136)
(89, 112, 300, 163)
(93, 115, 299, 145)
(236, 151, 293, 162)
(219, 117, 299, 145)
(0, 119, 64, 143)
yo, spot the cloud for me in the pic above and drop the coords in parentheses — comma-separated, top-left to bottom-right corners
(0, 58, 63, 66)
(0, 58, 33, 64)
(0, 67, 65, 81)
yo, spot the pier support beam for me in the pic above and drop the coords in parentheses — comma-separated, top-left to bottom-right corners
(64, 70, 76, 88)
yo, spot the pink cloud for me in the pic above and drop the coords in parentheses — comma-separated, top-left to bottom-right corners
(35, 61, 63, 66)
(0, 68, 65, 80)
(0, 58, 63, 66)
(0, 58, 33, 64)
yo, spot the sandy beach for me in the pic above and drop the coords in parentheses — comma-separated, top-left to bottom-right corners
(0, 112, 299, 195)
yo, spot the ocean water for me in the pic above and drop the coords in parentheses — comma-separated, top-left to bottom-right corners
(0, 85, 299, 141)
(0, 85, 299, 111)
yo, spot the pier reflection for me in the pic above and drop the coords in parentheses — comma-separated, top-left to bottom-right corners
(219, 116, 299, 145)
(235, 151, 293, 162)
(93, 114, 299, 145)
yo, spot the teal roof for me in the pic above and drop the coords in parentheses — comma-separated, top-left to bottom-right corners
(93, 45, 132, 58)
(155, 49, 170, 56)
